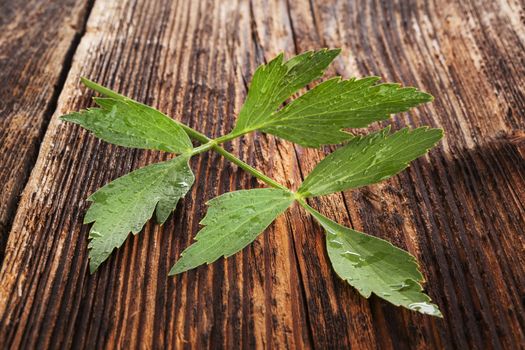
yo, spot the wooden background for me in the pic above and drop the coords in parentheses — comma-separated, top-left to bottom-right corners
(0, 0, 524, 348)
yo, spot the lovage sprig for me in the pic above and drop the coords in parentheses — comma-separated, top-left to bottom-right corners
(62, 49, 443, 317)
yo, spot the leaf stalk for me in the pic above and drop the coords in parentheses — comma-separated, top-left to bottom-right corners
(177, 122, 291, 193)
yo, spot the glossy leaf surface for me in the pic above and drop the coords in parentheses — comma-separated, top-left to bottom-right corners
(233, 49, 340, 133)
(62, 95, 192, 153)
(170, 188, 294, 274)
(304, 203, 442, 317)
(261, 77, 433, 147)
(299, 127, 443, 197)
(86, 155, 195, 272)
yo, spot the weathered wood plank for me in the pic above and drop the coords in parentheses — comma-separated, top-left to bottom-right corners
(0, 0, 92, 262)
(0, 0, 524, 348)
(289, 1, 525, 349)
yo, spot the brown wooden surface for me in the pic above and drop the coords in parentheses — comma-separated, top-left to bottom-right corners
(0, 0, 92, 262)
(0, 0, 524, 348)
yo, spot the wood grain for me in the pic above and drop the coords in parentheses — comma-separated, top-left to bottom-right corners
(0, 0, 524, 348)
(0, 0, 92, 262)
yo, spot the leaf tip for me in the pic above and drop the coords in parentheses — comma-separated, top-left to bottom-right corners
(88, 260, 99, 274)
(424, 127, 445, 144)
(326, 47, 342, 57)
(168, 262, 187, 276)
(408, 301, 443, 318)
(59, 113, 73, 122)
(423, 92, 434, 102)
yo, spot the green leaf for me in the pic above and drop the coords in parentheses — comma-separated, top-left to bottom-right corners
(260, 77, 433, 147)
(303, 203, 442, 317)
(298, 127, 443, 197)
(170, 188, 294, 274)
(232, 49, 341, 133)
(86, 155, 195, 273)
(61, 97, 193, 153)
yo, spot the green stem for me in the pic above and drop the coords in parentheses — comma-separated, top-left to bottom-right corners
(188, 141, 216, 155)
(212, 145, 290, 192)
(178, 123, 210, 144)
(295, 196, 312, 211)
(213, 131, 246, 144)
(178, 123, 290, 192)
